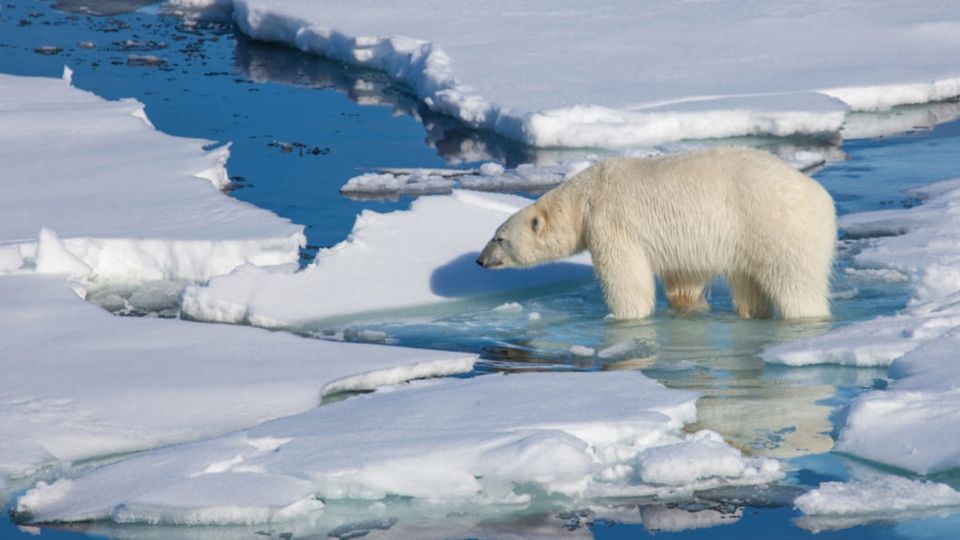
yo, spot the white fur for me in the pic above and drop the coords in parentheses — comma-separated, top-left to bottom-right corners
(478, 147, 836, 320)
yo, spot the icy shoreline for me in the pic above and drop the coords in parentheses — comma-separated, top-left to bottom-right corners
(169, 0, 960, 148)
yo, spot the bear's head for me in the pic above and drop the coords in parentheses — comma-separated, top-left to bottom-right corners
(477, 201, 582, 269)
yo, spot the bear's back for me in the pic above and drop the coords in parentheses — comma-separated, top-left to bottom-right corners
(577, 147, 835, 273)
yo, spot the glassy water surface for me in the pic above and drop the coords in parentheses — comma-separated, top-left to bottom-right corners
(2, 1, 959, 538)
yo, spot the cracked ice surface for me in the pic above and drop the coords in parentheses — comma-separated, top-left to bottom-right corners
(0, 72, 475, 489)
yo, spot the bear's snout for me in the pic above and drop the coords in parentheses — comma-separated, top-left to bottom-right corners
(477, 242, 504, 269)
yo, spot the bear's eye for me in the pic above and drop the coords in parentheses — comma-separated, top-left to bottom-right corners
(495, 237, 505, 244)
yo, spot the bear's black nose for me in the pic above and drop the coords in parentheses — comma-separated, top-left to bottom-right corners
(476, 257, 485, 267)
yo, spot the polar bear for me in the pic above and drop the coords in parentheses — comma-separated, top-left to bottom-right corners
(476, 147, 836, 320)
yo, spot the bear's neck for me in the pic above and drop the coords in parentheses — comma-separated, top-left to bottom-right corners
(539, 178, 589, 254)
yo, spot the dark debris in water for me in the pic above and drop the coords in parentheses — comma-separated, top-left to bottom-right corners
(126, 54, 166, 67)
(268, 140, 331, 156)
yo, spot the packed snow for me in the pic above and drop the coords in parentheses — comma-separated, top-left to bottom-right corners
(169, 0, 960, 147)
(764, 178, 960, 475)
(181, 190, 593, 328)
(0, 71, 304, 284)
(14, 371, 781, 526)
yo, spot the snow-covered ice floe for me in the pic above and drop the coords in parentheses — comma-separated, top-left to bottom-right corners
(14, 371, 780, 526)
(794, 477, 960, 532)
(168, 0, 960, 148)
(764, 178, 960, 475)
(0, 71, 305, 284)
(181, 190, 594, 327)
(0, 72, 474, 491)
(0, 275, 475, 489)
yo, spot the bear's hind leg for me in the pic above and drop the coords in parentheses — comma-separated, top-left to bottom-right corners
(728, 272, 773, 319)
(662, 271, 710, 314)
(593, 245, 656, 319)
(770, 276, 831, 320)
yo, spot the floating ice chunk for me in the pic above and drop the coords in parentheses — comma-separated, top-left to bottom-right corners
(637, 431, 758, 485)
(795, 477, 960, 516)
(0, 275, 475, 483)
(597, 338, 651, 360)
(340, 149, 826, 198)
(0, 73, 304, 284)
(341, 170, 458, 196)
(182, 191, 593, 327)
(570, 345, 596, 357)
(761, 314, 919, 367)
(197, 0, 960, 148)
(836, 336, 960, 475)
(491, 302, 523, 313)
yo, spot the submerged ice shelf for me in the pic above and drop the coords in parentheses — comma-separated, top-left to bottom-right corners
(169, 0, 960, 148)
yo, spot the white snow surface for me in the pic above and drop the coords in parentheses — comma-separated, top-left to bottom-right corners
(0, 275, 475, 484)
(763, 178, 960, 474)
(15, 371, 781, 525)
(0, 72, 474, 487)
(181, 190, 593, 327)
(169, 0, 960, 147)
(795, 477, 960, 516)
(0, 72, 304, 283)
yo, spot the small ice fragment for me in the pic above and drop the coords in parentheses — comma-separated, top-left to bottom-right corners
(492, 302, 523, 313)
(598, 338, 648, 359)
(570, 345, 595, 356)
(479, 162, 505, 176)
(636, 431, 749, 485)
(795, 477, 960, 515)
(527, 311, 542, 321)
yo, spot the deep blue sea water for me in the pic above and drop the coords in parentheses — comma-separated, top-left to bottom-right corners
(2, 1, 960, 538)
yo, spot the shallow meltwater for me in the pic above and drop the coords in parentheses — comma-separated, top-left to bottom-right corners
(3, 1, 960, 538)
(311, 255, 907, 460)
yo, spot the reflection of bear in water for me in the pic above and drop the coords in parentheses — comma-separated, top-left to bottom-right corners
(478, 147, 836, 320)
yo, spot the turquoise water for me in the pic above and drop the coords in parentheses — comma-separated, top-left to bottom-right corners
(2, 1, 960, 538)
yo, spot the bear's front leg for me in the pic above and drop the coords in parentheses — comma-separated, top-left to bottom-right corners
(591, 244, 656, 319)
